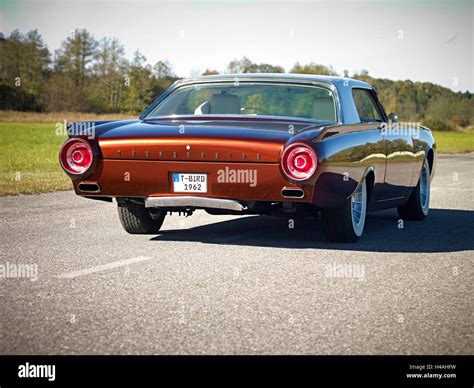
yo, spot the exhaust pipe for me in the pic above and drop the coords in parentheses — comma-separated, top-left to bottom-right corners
(78, 183, 101, 193)
(281, 187, 305, 199)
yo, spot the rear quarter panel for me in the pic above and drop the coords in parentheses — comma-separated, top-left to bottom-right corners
(291, 124, 386, 209)
(414, 126, 437, 182)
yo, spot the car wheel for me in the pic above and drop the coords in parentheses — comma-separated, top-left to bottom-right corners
(321, 178, 368, 242)
(117, 201, 166, 234)
(397, 158, 430, 221)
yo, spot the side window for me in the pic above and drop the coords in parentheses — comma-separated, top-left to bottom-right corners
(352, 88, 383, 123)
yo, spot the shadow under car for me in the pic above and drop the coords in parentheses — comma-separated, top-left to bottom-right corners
(150, 208, 474, 253)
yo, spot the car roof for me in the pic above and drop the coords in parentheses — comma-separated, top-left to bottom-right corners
(174, 73, 373, 90)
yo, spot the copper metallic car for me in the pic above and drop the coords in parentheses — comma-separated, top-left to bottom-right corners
(59, 74, 436, 242)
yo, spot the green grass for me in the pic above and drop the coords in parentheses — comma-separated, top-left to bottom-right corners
(0, 123, 473, 196)
(0, 122, 71, 195)
(432, 130, 474, 154)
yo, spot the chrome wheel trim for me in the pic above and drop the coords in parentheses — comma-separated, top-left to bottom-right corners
(351, 179, 367, 237)
(420, 161, 430, 216)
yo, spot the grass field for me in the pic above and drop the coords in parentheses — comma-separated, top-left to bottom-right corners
(430, 130, 474, 154)
(0, 112, 137, 195)
(0, 121, 473, 196)
(0, 110, 136, 123)
(0, 122, 70, 195)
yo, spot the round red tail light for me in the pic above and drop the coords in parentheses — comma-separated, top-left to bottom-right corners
(281, 143, 317, 181)
(60, 138, 93, 175)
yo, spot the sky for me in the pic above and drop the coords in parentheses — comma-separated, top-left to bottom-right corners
(1, 0, 473, 92)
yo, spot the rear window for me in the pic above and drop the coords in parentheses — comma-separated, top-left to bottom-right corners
(146, 82, 337, 122)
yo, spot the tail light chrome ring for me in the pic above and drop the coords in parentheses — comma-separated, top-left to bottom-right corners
(281, 143, 317, 181)
(60, 138, 94, 175)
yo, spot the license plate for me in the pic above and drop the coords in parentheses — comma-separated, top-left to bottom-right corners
(172, 173, 207, 193)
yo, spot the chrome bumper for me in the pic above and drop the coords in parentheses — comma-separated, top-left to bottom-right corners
(144, 196, 246, 211)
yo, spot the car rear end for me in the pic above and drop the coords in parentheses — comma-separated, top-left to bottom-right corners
(59, 120, 323, 214)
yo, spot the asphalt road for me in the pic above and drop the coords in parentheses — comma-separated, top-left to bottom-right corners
(1, 154, 473, 355)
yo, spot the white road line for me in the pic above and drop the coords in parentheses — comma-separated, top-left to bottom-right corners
(57, 256, 152, 279)
(432, 187, 474, 192)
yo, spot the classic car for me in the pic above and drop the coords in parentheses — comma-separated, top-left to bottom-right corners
(59, 74, 436, 242)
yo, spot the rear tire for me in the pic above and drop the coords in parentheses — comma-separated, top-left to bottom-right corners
(117, 201, 165, 234)
(322, 178, 367, 243)
(397, 158, 430, 221)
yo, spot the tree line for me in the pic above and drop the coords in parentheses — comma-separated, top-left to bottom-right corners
(0, 29, 472, 130)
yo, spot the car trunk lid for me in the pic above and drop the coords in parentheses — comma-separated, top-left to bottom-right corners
(98, 119, 322, 163)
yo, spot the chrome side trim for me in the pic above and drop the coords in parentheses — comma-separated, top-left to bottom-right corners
(145, 196, 246, 211)
(376, 196, 405, 202)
